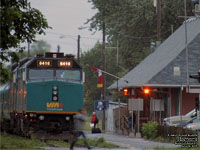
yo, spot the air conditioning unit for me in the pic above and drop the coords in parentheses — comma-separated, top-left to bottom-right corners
(195, 4, 200, 11)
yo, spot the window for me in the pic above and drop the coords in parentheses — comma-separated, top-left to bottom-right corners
(29, 69, 54, 81)
(56, 70, 81, 81)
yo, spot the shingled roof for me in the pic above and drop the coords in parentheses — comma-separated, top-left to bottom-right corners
(108, 18, 200, 89)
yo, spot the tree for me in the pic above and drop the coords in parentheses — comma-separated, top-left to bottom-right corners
(86, 0, 193, 70)
(80, 43, 103, 112)
(20, 40, 51, 58)
(80, 42, 127, 113)
(31, 40, 51, 53)
(0, 0, 50, 84)
(81, 0, 194, 109)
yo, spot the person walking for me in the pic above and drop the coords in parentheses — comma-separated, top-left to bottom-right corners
(70, 108, 91, 150)
(128, 111, 136, 132)
(91, 112, 98, 128)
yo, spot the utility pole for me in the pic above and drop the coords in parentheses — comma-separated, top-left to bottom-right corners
(157, 0, 161, 42)
(102, 21, 106, 131)
(77, 35, 80, 63)
(106, 37, 120, 130)
(184, 0, 189, 92)
(57, 45, 60, 53)
(116, 37, 121, 130)
(27, 41, 30, 57)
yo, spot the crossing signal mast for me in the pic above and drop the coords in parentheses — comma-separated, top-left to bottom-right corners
(189, 70, 200, 120)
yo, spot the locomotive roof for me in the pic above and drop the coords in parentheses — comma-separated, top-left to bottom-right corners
(12, 57, 34, 72)
(12, 52, 81, 72)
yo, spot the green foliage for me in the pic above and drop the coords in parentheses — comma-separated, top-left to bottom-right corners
(30, 40, 51, 53)
(155, 136, 171, 143)
(80, 43, 104, 113)
(0, 0, 50, 84)
(0, 133, 46, 149)
(0, 133, 119, 149)
(77, 137, 119, 148)
(87, 0, 194, 70)
(141, 121, 159, 139)
(81, 0, 194, 110)
(0, 0, 50, 52)
(19, 40, 51, 58)
(0, 63, 10, 84)
(80, 43, 127, 113)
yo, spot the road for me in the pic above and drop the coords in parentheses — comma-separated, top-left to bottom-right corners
(43, 132, 179, 150)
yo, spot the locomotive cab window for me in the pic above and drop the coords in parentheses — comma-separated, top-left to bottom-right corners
(56, 70, 81, 81)
(29, 69, 54, 81)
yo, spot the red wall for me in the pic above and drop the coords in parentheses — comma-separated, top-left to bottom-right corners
(181, 88, 198, 115)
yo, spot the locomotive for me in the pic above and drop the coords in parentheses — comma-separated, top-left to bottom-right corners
(0, 52, 84, 140)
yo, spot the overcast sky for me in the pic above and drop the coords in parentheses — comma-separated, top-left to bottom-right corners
(29, 0, 101, 55)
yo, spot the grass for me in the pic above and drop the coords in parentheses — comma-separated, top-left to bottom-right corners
(0, 133, 46, 150)
(77, 137, 119, 148)
(0, 132, 118, 149)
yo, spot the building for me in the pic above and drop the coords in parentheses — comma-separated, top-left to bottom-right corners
(108, 18, 200, 125)
(105, 102, 127, 132)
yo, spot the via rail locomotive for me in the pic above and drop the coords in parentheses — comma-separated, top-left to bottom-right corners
(0, 52, 84, 140)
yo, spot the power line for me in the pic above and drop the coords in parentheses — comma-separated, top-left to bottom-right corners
(46, 31, 101, 41)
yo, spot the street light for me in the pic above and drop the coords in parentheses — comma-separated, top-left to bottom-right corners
(78, 26, 90, 30)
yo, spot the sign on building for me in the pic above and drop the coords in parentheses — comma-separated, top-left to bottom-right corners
(150, 99, 164, 111)
(128, 98, 143, 111)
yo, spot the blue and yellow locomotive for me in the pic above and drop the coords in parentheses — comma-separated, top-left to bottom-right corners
(0, 52, 84, 139)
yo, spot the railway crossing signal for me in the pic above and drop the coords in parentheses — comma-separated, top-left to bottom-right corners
(144, 88, 150, 94)
(123, 88, 128, 95)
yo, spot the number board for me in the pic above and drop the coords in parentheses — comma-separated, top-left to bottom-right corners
(37, 60, 52, 67)
(58, 60, 72, 68)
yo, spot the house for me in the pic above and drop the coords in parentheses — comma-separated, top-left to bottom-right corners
(105, 102, 127, 132)
(108, 18, 200, 125)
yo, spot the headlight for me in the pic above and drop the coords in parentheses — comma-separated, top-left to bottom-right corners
(53, 91, 57, 95)
(53, 86, 58, 90)
(65, 116, 70, 121)
(29, 113, 37, 117)
(53, 96, 58, 101)
(39, 115, 45, 120)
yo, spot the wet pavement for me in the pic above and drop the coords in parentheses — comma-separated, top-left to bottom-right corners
(43, 132, 179, 150)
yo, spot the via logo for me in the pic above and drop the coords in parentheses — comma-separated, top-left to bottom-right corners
(46, 102, 63, 108)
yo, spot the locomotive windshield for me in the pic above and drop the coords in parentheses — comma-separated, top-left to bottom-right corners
(56, 70, 81, 81)
(28, 69, 81, 81)
(29, 69, 54, 80)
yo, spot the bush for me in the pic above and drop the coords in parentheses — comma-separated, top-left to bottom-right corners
(141, 121, 158, 139)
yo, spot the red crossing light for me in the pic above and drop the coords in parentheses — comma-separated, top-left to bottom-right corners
(123, 88, 128, 95)
(144, 88, 150, 94)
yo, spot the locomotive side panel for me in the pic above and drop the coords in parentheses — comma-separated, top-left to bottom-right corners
(0, 85, 11, 119)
